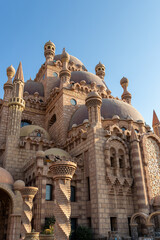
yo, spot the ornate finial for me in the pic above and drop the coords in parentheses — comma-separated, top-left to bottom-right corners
(61, 48, 70, 63)
(120, 77, 131, 104)
(6, 65, 15, 80)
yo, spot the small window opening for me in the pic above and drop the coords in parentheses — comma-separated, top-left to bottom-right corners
(110, 148, 116, 167)
(46, 184, 52, 201)
(71, 186, 76, 202)
(49, 114, 56, 128)
(110, 217, 118, 231)
(21, 120, 31, 128)
(87, 177, 90, 201)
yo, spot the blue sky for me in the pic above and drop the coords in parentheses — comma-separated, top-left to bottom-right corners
(0, 0, 160, 126)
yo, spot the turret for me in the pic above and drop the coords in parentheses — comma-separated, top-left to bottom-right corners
(152, 110, 160, 137)
(44, 40, 55, 62)
(120, 77, 132, 104)
(95, 62, 105, 80)
(59, 48, 71, 88)
(85, 91, 102, 126)
(3, 65, 15, 100)
(8, 62, 25, 136)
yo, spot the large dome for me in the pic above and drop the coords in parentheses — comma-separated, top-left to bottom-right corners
(70, 71, 107, 88)
(0, 168, 14, 185)
(24, 80, 44, 96)
(54, 54, 87, 71)
(69, 98, 144, 129)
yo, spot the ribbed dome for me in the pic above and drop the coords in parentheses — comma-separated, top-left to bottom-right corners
(54, 54, 87, 70)
(24, 80, 44, 96)
(45, 148, 70, 158)
(20, 125, 50, 140)
(0, 168, 14, 185)
(69, 98, 144, 129)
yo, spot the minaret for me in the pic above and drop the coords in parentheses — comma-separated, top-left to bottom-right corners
(3, 65, 15, 101)
(152, 110, 160, 137)
(85, 91, 102, 127)
(7, 62, 25, 137)
(120, 77, 132, 104)
(44, 40, 55, 63)
(59, 48, 71, 88)
(95, 62, 105, 80)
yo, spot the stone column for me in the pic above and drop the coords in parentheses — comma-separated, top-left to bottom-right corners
(49, 160, 77, 240)
(130, 225, 138, 240)
(130, 128, 149, 214)
(20, 187, 38, 239)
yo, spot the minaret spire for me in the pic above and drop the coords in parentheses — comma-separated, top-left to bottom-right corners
(152, 110, 159, 127)
(14, 62, 24, 82)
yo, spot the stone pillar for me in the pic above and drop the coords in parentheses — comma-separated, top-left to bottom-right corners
(7, 214, 21, 240)
(130, 128, 149, 213)
(130, 225, 138, 240)
(49, 160, 77, 240)
(20, 187, 38, 239)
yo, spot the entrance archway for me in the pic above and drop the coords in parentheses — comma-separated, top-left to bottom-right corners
(0, 189, 12, 240)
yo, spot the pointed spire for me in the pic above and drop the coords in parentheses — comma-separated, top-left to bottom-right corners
(152, 110, 159, 127)
(14, 62, 24, 82)
(130, 128, 138, 142)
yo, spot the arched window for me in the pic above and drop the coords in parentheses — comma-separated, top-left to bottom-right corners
(118, 149, 125, 168)
(21, 120, 32, 128)
(110, 148, 116, 167)
(48, 114, 56, 128)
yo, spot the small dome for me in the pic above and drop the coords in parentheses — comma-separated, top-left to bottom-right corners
(6, 65, 15, 78)
(0, 168, 14, 185)
(13, 180, 25, 190)
(86, 91, 101, 99)
(45, 148, 71, 158)
(69, 98, 144, 129)
(24, 80, 44, 97)
(20, 125, 50, 140)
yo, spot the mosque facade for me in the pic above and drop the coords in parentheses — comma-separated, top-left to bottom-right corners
(1, 40, 160, 240)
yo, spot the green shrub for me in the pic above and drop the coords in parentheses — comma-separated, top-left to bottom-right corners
(76, 225, 92, 240)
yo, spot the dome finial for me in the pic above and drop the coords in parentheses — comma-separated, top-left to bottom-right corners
(120, 77, 131, 104)
(6, 65, 15, 82)
(95, 62, 105, 80)
(61, 48, 70, 63)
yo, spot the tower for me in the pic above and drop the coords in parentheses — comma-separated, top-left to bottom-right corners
(8, 62, 25, 137)
(152, 110, 160, 137)
(120, 77, 132, 104)
(4, 62, 25, 178)
(95, 61, 105, 80)
(59, 48, 71, 88)
(44, 40, 55, 62)
(85, 91, 102, 127)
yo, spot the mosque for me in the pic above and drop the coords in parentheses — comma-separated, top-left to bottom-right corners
(1, 40, 160, 240)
